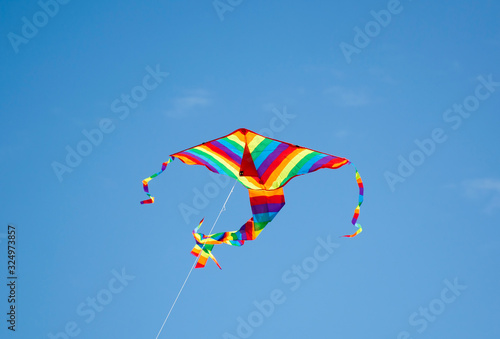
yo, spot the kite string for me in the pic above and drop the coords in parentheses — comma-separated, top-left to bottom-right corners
(154, 181, 236, 339)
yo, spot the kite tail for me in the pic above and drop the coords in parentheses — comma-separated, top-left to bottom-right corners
(190, 188, 285, 268)
(140, 157, 174, 204)
(191, 219, 222, 269)
(191, 243, 221, 269)
(342, 164, 364, 238)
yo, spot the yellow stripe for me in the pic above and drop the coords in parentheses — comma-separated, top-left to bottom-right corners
(227, 133, 245, 148)
(268, 149, 315, 189)
(248, 133, 265, 153)
(175, 154, 198, 166)
(194, 145, 239, 174)
(239, 176, 264, 190)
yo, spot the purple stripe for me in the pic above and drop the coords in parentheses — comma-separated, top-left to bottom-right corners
(359, 187, 364, 195)
(211, 140, 242, 165)
(179, 151, 218, 173)
(254, 141, 280, 169)
(308, 155, 336, 172)
(257, 143, 289, 174)
(251, 202, 285, 215)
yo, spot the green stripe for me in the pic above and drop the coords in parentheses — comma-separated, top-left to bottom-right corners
(189, 148, 237, 178)
(253, 221, 269, 232)
(222, 136, 244, 153)
(251, 137, 274, 161)
(279, 151, 320, 184)
(202, 244, 214, 253)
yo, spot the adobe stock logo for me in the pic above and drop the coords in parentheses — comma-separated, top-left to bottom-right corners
(396, 278, 467, 339)
(384, 74, 499, 192)
(51, 64, 169, 183)
(222, 235, 339, 339)
(213, 0, 244, 21)
(46, 268, 135, 339)
(339, 0, 410, 64)
(7, 0, 72, 54)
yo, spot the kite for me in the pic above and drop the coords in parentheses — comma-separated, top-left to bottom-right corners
(140, 128, 364, 269)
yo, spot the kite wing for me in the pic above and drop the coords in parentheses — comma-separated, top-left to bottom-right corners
(141, 128, 364, 268)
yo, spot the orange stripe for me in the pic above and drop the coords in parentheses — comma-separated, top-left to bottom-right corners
(263, 149, 304, 187)
(248, 187, 284, 198)
(196, 144, 240, 172)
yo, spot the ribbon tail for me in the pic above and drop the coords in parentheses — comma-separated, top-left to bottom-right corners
(140, 157, 174, 204)
(342, 164, 364, 238)
(191, 244, 221, 269)
(191, 219, 222, 269)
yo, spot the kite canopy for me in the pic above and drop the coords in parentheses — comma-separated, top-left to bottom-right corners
(141, 128, 364, 268)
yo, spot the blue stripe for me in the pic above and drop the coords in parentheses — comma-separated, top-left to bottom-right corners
(188, 149, 226, 175)
(218, 138, 243, 160)
(254, 140, 280, 170)
(297, 153, 328, 174)
(254, 211, 279, 223)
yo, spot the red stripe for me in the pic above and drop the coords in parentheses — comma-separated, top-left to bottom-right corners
(240, 219, 255, 240)
(175, 152, 201, 164)
(260, 146, 296, 183)
(250, 195, 285, 205)
(323, 157, 349, 170)
(203, 142, 240, 167)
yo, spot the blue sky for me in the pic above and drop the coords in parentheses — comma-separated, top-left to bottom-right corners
(1, 0, 499, 338)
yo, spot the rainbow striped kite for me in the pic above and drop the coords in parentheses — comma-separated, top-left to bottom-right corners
(141, 128, 364, 268)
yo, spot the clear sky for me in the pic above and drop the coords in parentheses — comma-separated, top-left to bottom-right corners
(1, 1, 499, 338)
